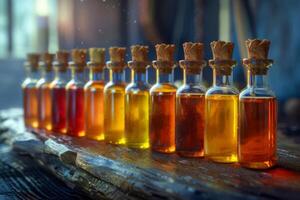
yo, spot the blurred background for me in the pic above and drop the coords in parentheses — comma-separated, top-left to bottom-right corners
(0, 0, 300, 127)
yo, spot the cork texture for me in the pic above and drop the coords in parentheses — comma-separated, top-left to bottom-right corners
(210, 40, 234, 60)
(155, 43, 175, 62)
(109, 47, 126, 63)
(131, 45, 149, 62)
(245, 39, 270, 59)
(56, 50, 69, 65)
(71, 49, 87, 64)
(89, 48, 105, 63)
(183, 42, 204, 61)
(42, 53, 55, 65)
(26, 53, 40, 66)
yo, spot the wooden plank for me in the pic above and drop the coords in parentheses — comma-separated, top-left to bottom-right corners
(1, 108, 300, 200)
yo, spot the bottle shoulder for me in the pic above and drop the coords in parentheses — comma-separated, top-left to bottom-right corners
(206, 85, 239, 96)
(22, 78, 38, 88)
(150, 83, 177, 93)
(104, 81, 126, 93)
(84, 80, 105, 90)
(239, 87, 276, 98)
(50, 79, 67, 89)
(177, 84, 206, 95)
(125, 82, 150, 93)
(66, 79, 85, 89)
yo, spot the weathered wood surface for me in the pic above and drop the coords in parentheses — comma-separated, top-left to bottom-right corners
(1, 108, 300, 200)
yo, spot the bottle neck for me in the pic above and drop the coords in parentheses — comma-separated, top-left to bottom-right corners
(131, 70, 146, 84)
(110, 70, 124, 84)
(183, 70, 201, 85)
(27, 69, 40, 81)
(247, 70, 268, 88)
(54, 69, 69, 82)
(71, 69, 85, 82)
(41, 70, 53, 81)
(156, 69, 173, 84)
(213, 69, 232, 87)
(90, 69, 104, 81)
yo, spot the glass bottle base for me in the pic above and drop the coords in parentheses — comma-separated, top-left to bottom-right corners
(86, 132, 104, 141)
(152, 146, 175, 154)
(207, 154, 238, 163)
(126, 142, 150, 149)
(105, 138, 125, 145)
(239, 160, 276, 169)
(177, 150, 204, 158)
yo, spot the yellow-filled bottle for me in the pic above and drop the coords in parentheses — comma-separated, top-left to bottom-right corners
(84, 48, 106, 140)
(104, 47, 127, 144)
(125, 45, 150, 148)
(205, 40, 239, 163)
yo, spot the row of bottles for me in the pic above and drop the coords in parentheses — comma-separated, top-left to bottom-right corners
(22, 39, 277, 169)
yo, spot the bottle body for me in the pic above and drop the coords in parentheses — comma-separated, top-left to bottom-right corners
(205, 72, 239, 162)
(37, 71, 53, 132)
(104, 70, 126, 144)
(125, 71, 150, 148)
(150, 83, 176, 153)
(238, 73, 277, 169)
(66, 70, 85, 137)
(22, 79, 39, 130)
(51, 71, 68, 134)
(176, 79, 206, 157)
(84, 80, 105, 140)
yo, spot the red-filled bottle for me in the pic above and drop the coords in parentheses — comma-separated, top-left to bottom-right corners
(66, 49, 87, 137)
(51, 51, 69, 134)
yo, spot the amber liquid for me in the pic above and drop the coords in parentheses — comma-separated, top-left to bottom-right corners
(125, 90, 149, 148)
(150, 89, 176, 153)
(205, 95, 238, 162)
(51, 87, 67, 134)
(176, 94, 205, 157)
(239, 97, 277, 169)
(23, 87, 38, 129)
(104, 85, 125, 144)
(38, 84, 52, 132)
(84, 81, 105, 140)
(66, 84, 85, 137)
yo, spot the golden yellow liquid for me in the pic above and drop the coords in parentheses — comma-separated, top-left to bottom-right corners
(23, 87, 38, 129)
(205, 94, 238, 163)
(125, 90, 149, 148)
(104, 84, 125, 144)
(38, 83, 52, 132)
(84, 81, 104, 140)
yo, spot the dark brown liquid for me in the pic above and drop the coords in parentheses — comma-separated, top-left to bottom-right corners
(176, 94, 205, 157)
(150, 92, 176, 153)
(239, 97, 277, 169)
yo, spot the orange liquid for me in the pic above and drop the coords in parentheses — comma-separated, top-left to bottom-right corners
(23, 87, 38, 129)
(176, 94, 205, 157)
(84, 81, 104, 140)
(150, 91, 176, 153)
(38, 84, 52, 131)
(239, 97, 277, 169)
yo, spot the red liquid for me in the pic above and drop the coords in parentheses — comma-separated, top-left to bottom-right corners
(51, 87, 67, 134)
(176, 94, 205, 157)
(66, 85, 85, 137)
(239, 97, 277, 169)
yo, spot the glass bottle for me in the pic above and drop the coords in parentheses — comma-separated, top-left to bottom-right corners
(22, 53, 40, 131)
(205, 41, 239, 163)
(84, 48, 105, 141)
(104, 47, 126, 144)
(150, 44, 176, 153)
(239, 39, 277, 169)
(50, 50, 69, 134)
(66, 49, 87, 137)
(36, 53, 54, 132)
(125, 45, 150, 148)
(176, 42, 206, 157)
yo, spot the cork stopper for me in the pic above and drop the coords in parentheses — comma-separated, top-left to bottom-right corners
(243, 39, 273, 75)
(180, 42, 206, 74)
(153, 43, 176, 73)
(109, 47, 126, 63)
(131, 45, 149, 62)
(183, 42, 204, 61)
(209, 40, 236, 75)
(89, 48, 105, 64)
(71, 49, 87, 65)
(40, 52, 55, 71)
(107, 47, 126, 72)
(25, 53, 40, 71)
(54, 50, 69, 71)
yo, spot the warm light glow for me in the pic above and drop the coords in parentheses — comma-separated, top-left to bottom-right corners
(36, 0, 49, 16)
